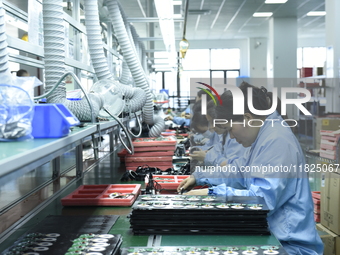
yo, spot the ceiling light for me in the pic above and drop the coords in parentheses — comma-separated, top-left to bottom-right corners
(306, 11, 326, 16)
(154, 0, 177, 69)
(253, 12, 273, 17)
(179, 38, 189, 58)
(265, 0, 288, 4)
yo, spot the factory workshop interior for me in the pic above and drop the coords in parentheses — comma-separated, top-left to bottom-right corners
(1, 0, 340, 254)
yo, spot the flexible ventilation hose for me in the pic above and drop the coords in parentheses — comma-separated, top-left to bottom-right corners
(0, 0, 13, 85)
(140, 41, 147, 72)
(129, 24, 150, 82)
(120, 61, 132, 85)
(83, 0, 146, 115)
(107, 0, 165, 137)
(43, 0, 102, 121)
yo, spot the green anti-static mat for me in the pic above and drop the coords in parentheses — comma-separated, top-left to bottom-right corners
(109, 214, 149, 248)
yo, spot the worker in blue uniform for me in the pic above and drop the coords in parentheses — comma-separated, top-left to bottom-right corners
(204, 131, 249, 168)
(178, 82, 323, 255)
(165, 107, 191, 127)
(192, 98, 247, 165)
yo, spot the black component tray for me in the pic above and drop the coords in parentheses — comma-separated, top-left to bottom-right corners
(130, 195, 270, 235)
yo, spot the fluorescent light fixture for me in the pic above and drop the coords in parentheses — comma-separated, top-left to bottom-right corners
(265, 0, 288, 4)
(307, 11, 326, 16)
(253, 12, 273, 17)
(173, 0, 182, 5)
(154, 0, 177, 69)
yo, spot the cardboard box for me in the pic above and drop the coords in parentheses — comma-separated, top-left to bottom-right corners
(316, 223, 340, 255)
(315, 118, 340, 149)
(321, 172, 340, 235)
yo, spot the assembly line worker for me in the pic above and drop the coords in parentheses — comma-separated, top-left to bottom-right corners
(203, 99, 249, 168)
(189, 104, 214, 146)
(169, 88, 215, 127)
(178, 82, 323, 255)
(190, 98, 222, 162)
(165, 107, 191, 127)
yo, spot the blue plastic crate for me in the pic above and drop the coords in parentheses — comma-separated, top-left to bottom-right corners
(31, 104, 80, 138)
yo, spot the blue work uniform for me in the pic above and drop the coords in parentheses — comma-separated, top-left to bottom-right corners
(192, 129, 214, 144)
(193, 111, 323, 255)
(204, 132, 249, 167)
(198, 131, 221, 151)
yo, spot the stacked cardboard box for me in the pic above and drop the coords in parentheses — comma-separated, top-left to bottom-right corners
(320, 171, 340, 254)
(321, 172, 340, 235)
(312, 191, 321, 223)
(319, 130, 340, 160)
(315, 118, 340, 150)
(316, 223, 340, 255)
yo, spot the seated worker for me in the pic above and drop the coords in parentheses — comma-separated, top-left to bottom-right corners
(203, 99, 249, 167)
(189, 106, 214, 146)
(181, 88, 213, 117)
(189, 99, 220, 161)
(165, 107, 191, 127)
(178, 82, 323, 255)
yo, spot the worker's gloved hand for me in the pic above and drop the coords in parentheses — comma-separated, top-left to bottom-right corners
(177, 175, 197, 193)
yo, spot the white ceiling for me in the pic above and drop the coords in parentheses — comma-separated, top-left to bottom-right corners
(5, 0, 327, 53)
(119, 0, 326, 48)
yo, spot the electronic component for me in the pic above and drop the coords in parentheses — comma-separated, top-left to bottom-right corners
(121, 246, 289, 255)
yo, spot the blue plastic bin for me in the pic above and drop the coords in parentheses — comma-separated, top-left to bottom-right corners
(31, 104, 80, 138)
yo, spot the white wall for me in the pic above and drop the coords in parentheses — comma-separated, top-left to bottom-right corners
(162, 39, 249, 76)
(248, 37, 267, 78)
